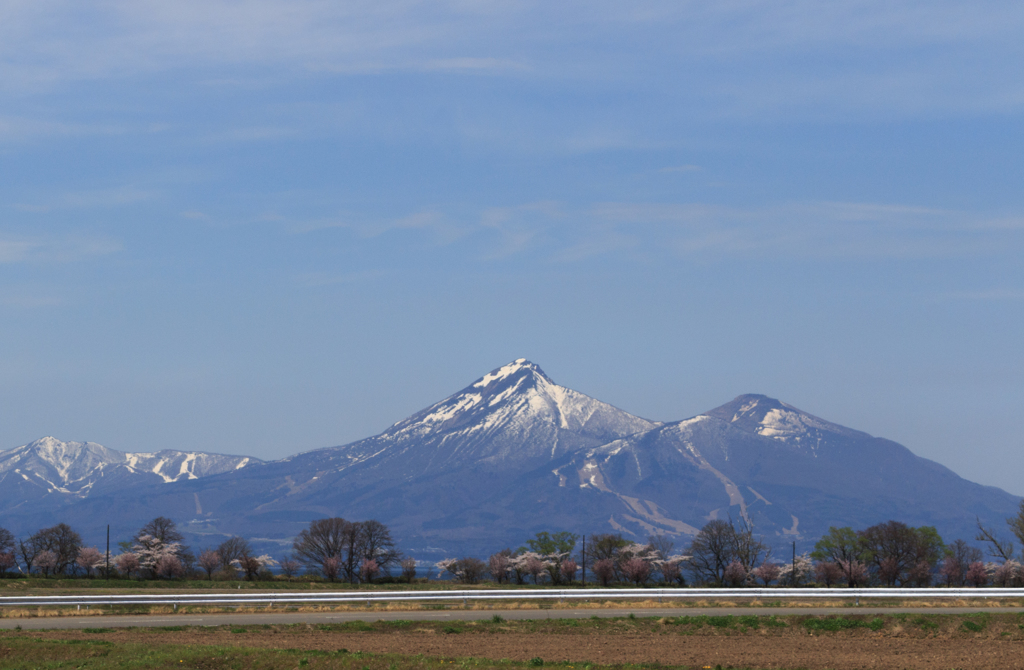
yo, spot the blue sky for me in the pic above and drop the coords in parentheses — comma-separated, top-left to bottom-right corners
(2, 1, 1024, 493)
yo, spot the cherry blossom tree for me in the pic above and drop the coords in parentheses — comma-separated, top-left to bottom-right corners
(965, 561, 988, 587)
(361, 558, 380, 583)
(76, 547, 104, 577)
(592, 559, 615, 586)
(660, 560, 685, 586)
(525, 556, 547, 584)
(322, 556, 341, 582)
(0, 551, 17, 576)
(750, 561, 781, 586)
(621, 557, 651, 585)
(992, 560, 1023, 587)
(779, 555, 814, 587)
(560, 559, 578, 584)
(877, 557, 900, 586)
(938, 556, 963, 587)
(133, 534, 182, 576)
(813, 561, 843, 587)
(155, 555, 185, 579)
(35, 550, 58, 577)
(198, 550, 221, 580)
(488, 552, 511, 584)
(906, 560, 933, 587)
(723, 560, 747, 587)
(115, 552, 140, 578)
(839, 559, 870, 587)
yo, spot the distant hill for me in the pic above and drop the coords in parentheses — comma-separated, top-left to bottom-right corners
(0, 361, 1017, 560)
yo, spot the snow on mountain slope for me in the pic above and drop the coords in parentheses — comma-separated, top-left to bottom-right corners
(704, 394, 866, 451)
(0, 436, 257, 500)
(282, 358, 659, 479)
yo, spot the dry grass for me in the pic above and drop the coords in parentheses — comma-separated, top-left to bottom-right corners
(3, 595, 1024, 620)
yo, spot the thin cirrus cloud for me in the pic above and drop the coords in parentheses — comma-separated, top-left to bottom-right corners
(0, 1, 1020, 120)
(430, 200, 1024, 264)
(0, 236, 122, 265)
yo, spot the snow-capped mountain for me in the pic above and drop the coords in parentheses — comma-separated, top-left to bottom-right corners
(1, 363, 1018, 560)
(278, 358, 659, 482)
(553, 394, 1019, 551)
(0, 437, 257, 514)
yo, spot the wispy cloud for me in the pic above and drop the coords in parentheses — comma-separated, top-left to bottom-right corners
(0, 236, 122, 264)
(14, 187, 156, 213)
(1, 1, 1022, 120)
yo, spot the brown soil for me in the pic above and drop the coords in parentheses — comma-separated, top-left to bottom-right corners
(7, 620, 1024, 670)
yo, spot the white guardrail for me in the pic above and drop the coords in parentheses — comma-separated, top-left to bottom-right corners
(2, 588, 1024, 608)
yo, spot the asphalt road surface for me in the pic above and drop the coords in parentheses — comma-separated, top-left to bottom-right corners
(3, 605, 1024, 630)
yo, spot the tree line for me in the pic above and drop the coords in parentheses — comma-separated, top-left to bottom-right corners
(437, 503, 1024, 588)
(6, 503, 1024, 586)
(0, 516, 402, 582)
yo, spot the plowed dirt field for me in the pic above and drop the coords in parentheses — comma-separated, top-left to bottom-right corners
(4, 615, 1024, 670)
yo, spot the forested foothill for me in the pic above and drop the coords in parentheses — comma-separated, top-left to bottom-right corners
(4, 503, 1024, 588)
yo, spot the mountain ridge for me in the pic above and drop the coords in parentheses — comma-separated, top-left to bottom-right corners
(0, 361, 1016, 560)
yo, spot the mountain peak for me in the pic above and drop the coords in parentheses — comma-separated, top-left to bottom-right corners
(471, 358, 546, 389)
(704, 394, 861, 443)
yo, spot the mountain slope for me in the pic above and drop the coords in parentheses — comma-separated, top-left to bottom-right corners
(555, 394, 1019, 550)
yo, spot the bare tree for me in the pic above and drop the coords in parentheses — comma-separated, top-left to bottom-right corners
(647, 535, 674, 561)
(1007, 501, 1024, 555)
(975, 517, 1014, 562)
(216, 537, 252, 568)
(29, 524, 82, 575)
(401, 558, 417, 583)
(280, 557, 301, 579)
(0, 526, 13, 554)
(944, 539, 983, 587)
(293, 518, 351, 569)
(136, 517, 184, 547)
(236, 555, 263, 581)
(358, 520, 401, 575)
(685, 519, 767, 586)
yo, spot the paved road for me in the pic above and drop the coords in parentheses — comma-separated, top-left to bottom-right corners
(3, 606, 1024, 631)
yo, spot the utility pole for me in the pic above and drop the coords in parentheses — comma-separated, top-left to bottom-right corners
(581, 535, 586, 587)
(106, 525, 110, 579)
(791, 541, 796, 587)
